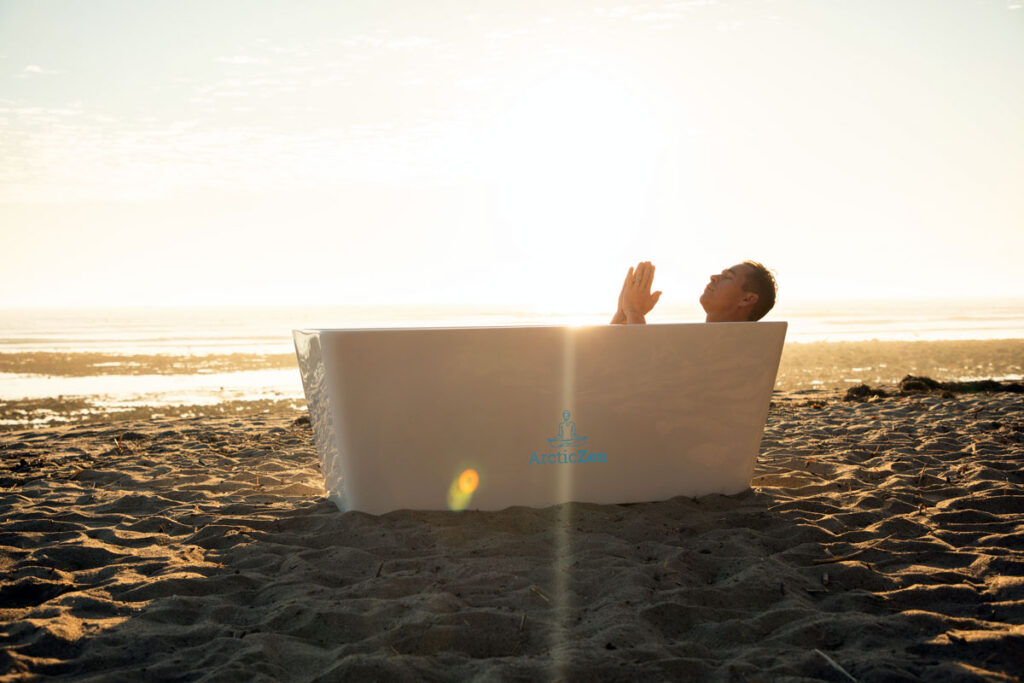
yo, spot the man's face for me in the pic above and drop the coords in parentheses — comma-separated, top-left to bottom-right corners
(699, 264, 753, 317)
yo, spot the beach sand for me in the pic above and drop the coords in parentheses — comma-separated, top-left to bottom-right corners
(1, 390, 1022, 681)
(3, 338, 1023, 433)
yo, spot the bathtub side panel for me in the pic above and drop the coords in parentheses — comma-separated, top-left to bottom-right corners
(293, 329, 347, 511)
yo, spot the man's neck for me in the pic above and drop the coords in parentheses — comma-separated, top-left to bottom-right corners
(705, 311, 748, 323)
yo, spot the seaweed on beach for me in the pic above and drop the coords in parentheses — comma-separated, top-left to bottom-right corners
(778, 374, 1024, 411)
(843, 375, 1024, 402)
(898, 374, 1024, 394)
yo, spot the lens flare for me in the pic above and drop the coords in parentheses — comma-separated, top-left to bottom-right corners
(447, 468, 480, 511)
(458, 468, 479, 494)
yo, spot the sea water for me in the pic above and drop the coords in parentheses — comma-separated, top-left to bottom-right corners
(0, 299, 1022, 412)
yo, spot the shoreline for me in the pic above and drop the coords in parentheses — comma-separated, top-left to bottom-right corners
(0, 337, 1022, 375)
(3, 377, 1021, 435)
(1, 337, 1023, 432)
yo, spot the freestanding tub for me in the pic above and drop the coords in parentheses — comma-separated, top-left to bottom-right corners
(294, 322, 786, 514)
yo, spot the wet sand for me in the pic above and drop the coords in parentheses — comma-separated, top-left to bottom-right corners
(2, 339, 1022, 381)
(2, 338, 1023, 432)
(1, 388, 1022, 681)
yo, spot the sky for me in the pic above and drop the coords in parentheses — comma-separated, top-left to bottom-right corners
(1, 0, 1022, 311)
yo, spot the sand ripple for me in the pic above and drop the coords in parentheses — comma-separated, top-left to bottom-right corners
(1, 394, 1022, 681)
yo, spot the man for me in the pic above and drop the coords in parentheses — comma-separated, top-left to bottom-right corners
(610, 260, 777, 324)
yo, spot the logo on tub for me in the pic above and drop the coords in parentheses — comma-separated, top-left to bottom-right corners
(529, 410, 607, 464)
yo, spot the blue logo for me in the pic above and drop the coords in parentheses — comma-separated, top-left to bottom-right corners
(548, 409, 586, 448)
(529, 410, 607, 464)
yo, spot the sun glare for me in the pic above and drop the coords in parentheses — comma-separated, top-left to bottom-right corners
(3, 1, 1022, 308)
(483, 67, 664, 218)
(467, 65, 672, 312)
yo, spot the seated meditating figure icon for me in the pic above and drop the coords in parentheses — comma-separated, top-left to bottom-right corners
(548, 410, 587, 448)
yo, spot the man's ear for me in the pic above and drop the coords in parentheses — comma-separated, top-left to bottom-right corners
(743, 292, 759, 307)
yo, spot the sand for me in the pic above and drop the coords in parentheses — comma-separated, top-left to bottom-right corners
(1, 391, 1022, 681)
(3, 338, 1024, 432)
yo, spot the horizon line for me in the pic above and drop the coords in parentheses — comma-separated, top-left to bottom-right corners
(3, 294, 1024, 311)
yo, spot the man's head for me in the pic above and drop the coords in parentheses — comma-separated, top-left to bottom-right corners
(699, 261, 777, 322)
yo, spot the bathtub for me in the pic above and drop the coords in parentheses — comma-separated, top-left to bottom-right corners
(293, 322, 787, 514)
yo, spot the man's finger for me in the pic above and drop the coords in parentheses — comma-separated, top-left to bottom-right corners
(642, 263, 655, 290)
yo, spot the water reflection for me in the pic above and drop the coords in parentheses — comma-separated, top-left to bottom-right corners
(0, 369, 302, 405)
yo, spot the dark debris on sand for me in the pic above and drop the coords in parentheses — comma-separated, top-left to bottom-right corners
(842, 375, 1024, 403)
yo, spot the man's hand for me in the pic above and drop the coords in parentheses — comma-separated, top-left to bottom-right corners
(611, 265, 635, 324)
(612, 261, 662, 324)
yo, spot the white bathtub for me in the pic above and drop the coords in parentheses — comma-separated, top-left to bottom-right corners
(294, 322, 786, 514)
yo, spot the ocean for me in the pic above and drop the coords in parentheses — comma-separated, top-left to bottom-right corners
(1, 298, 1022, 430)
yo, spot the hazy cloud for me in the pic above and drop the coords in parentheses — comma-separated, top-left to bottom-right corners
(22, 64, 62, 75)
(214, 56, 269, 65)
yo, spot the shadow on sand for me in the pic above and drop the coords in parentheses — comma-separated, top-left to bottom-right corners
(1, 398, 1022, 681)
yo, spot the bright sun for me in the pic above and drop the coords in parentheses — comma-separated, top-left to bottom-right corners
(470, 65, 672, 312)
(483, 66, 665, 221)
